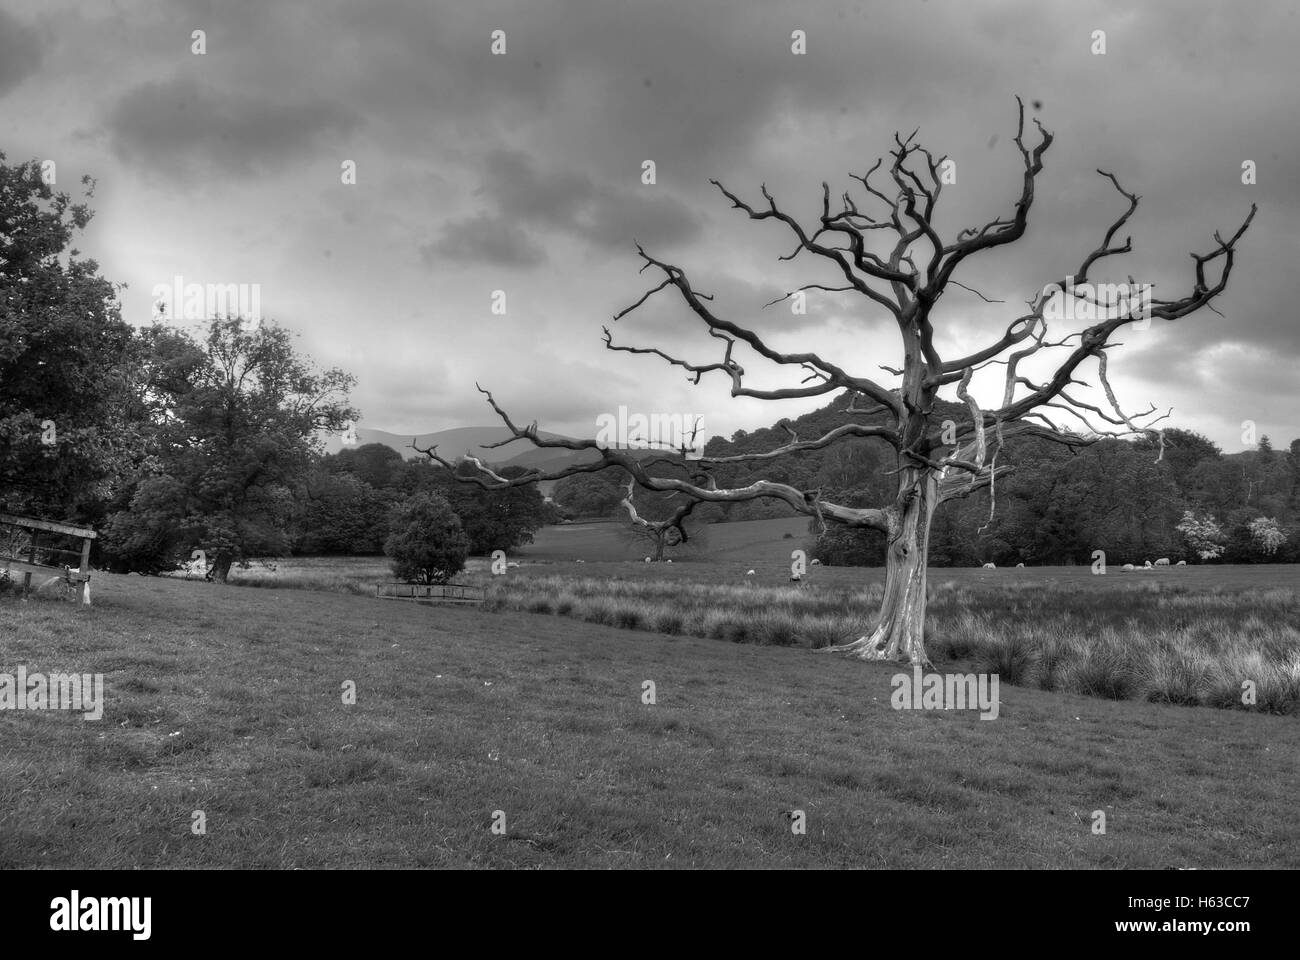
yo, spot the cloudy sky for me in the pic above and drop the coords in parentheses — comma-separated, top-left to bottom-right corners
(2, 0, 1296, 453)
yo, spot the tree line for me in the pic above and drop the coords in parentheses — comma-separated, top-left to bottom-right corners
(0, 156, 553, 582)
(550, 391, 1299, 566)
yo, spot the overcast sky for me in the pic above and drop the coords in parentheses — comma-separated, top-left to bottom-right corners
(2, 0, 1296, 453)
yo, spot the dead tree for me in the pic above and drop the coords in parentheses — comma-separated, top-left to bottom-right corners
(416, 100, 1254, 666)
(615, 477, 705, 561)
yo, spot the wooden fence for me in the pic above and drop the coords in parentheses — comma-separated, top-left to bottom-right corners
(0, 513, 95, 605)
(375, 582, 485, 606)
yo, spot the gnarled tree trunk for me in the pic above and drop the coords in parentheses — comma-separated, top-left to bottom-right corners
(825, 470, 938, 666)
(210, 556, 233, 584)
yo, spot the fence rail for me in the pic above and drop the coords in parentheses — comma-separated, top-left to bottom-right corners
(375, 582, 485, 605)
(0, 513, 95, 604)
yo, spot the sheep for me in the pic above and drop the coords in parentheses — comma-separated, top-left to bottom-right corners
(1015, 562, 1025, 568)
(665, 559, 672, 564)
(507, 561, 520, 568)
(1144, 560, 1153, 569)
(790, 573, 802, 583)
(1155, 558, 1170, 566)
(575, 559, 585, 563)
(1122, 563, 1135, 571)
(644, 557, 652, 563)
(982, 562, 996, 569)
(746, 569, 756, 576)
(810, 558, 821, 566)
(1176, 560, 1186, 566)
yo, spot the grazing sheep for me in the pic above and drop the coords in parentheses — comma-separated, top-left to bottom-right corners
(1155, 557, 1170, 566)
(982, 562, 996, 569)
(1122, 563, 1135, 571)
(810, 558, 821, 566)
(644, 557, 652, 563)
(746, 569, 756, 576)
(1176, 560, 1186, 566)
(1144, 560, 1153, 569)
(1015, 562, 1025, 568)
(665, 559, 672, 564)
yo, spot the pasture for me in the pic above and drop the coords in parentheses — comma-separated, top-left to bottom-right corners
(1, 518, 1297, 868)
(221, 520, 1300, 715)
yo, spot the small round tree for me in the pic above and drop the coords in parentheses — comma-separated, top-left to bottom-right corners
(384, 493, 469, 584)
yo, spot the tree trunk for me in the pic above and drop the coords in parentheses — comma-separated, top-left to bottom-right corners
(824, 471, 938, 666)
(210, 557, 232, 584)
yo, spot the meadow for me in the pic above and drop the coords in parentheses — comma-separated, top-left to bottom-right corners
(219, 519, 1300, 715)
(1, 518, 1297, 868)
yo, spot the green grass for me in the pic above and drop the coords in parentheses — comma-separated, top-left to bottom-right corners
(1, 569, 1297, 868)
(483, 574, 1300, 714)
(207, 521, 1300, 714)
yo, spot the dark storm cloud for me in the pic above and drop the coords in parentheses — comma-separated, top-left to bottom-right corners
(422, 212, 547, 268)
(4, 0, 1297, 445)
(0, 9, 42, 96)
(427, 148, 702, 266)
(105, 76, 359, 179)
(476, 150, 591, 230)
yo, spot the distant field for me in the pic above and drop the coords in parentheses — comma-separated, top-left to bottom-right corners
(223, 516, 1300, 596)
(513, 516, 810, 564)
(200, 520, 1300, 717)
(2, 571, 1297, 868)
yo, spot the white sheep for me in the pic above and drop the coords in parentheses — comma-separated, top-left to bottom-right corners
(1155, 557, 1170, 566)
(746, 569, 756, 576)
(790, 573, 802, 583)
(1122, 563, 1135, 571)
(810, 558, 821, 566)
(665, 559, 672, 564)
(575, 559, 585, 563)
(1176, 560, 1186, 566)
(1144, 560, 1153, 569)
(1015, 562, 1025, 568)
(982, 562, 996, 569)
(644, 557, 652, 563)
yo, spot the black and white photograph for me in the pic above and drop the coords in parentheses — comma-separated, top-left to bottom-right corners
(0, 0, 1295, 932)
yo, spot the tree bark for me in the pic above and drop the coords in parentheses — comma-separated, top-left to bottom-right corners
(210, 557, 232, 584)
(824, 470, 938, 666)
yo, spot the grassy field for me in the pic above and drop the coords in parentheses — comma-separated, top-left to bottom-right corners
(217, 520, 1300, 715)
(2, 519, 1297, 867)
(1, 570, 1298, 868)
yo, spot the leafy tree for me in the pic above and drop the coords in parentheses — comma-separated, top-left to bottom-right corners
(1177, 510, 1226, 561)
(0, 154, 139, 519)
(1248, 516, 1286, 557)
(433, 462, 557, 554)
(99, 319, 355, 580)
(327, 443, 411, 493)
(384, 492, 468, 583)
(552, 470, 627, 518)
(294, 473, 392, 554)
